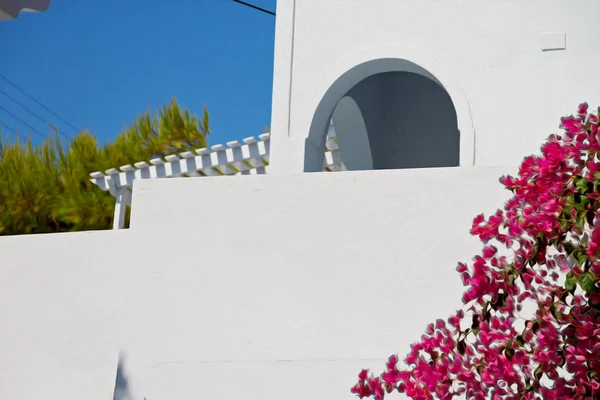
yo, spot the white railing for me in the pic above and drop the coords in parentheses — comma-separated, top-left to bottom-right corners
(90, 132, 345, 228)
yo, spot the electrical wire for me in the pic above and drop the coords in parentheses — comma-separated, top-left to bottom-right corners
(0, 72, 80, 133)
(0, 88, 71, 140)
(0, 119, 18, 134)
(0, 104, 47, 140)
(232, 0, 275, 16)
(0, 119, 22, 140)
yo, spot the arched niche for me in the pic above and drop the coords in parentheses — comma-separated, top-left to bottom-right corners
(304, 49, 475, 172)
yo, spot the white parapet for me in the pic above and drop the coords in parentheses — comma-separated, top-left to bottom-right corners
(90, 133, 344, 193)
(90, 133, 344, 228)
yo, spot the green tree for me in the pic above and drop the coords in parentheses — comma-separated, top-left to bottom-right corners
(0, 97, 210, 235)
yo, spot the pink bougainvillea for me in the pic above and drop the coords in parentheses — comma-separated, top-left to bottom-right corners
(352, 104, 600, 399)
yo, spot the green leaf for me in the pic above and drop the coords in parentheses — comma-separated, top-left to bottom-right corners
(578, 272, 596, 293)
(559, 217, 570, 232)
(551, 306, 563, 320)
(575, 176, 589, 193)
(574, 251, 587, 267)
(507, 273, 516, 286)
(574, 194, 589, 211)
(575, 212, 586, 231)
(565, 272, 576, 292)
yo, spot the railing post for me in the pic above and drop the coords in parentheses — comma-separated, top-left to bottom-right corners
(113, 186, 132, 230)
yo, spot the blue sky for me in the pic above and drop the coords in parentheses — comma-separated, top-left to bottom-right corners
(0, 0, 276, 147)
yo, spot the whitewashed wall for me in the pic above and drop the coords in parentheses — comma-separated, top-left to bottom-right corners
(269, 0, 600, 173)
(0, 166, 514, 400)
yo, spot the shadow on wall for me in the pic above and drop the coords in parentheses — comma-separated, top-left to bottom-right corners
(330, 96, 373, 171)
(349, 72, 459, 170)
(113, 355, 141, 400)
(305, 59, 461, 172)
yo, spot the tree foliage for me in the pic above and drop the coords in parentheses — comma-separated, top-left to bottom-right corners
(353, 104, 600, 399)
(0, 98, 210, 235)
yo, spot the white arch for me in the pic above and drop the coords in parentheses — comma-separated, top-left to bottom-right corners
(304, 44, 475, 172)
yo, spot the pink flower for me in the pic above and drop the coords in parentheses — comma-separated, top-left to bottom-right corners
(578, 102, 589, 120)
(353, 104, 600, 400)
(482, 245, 497, 259)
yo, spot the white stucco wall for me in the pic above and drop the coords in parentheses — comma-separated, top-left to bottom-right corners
(269, 0, 600, 173)
(0, 167, 514, 400)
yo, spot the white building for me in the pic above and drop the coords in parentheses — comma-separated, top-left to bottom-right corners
(268, 0, 600, 173)
(1, 2, 600, 400)
(90, 0, 600, 227)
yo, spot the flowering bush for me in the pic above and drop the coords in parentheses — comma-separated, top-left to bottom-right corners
(352, 104, 600, 399)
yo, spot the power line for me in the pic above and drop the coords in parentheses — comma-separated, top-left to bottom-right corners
(0, 88, 71, 140)
(0, 72, 80, 133)
(0, 104, 47, 140)
(0, 88, 48, 125)
(232, 0, 275, 16)
(0, 119, 18, 135)
(0, 119, 22, 141)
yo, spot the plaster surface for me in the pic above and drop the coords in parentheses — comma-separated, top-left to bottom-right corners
(0, 166, 514, 399)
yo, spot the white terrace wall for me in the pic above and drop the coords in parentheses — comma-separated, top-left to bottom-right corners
(0, 167, 514, 400)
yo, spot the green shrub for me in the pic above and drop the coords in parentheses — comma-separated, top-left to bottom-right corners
(0, 97, 210, 235)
